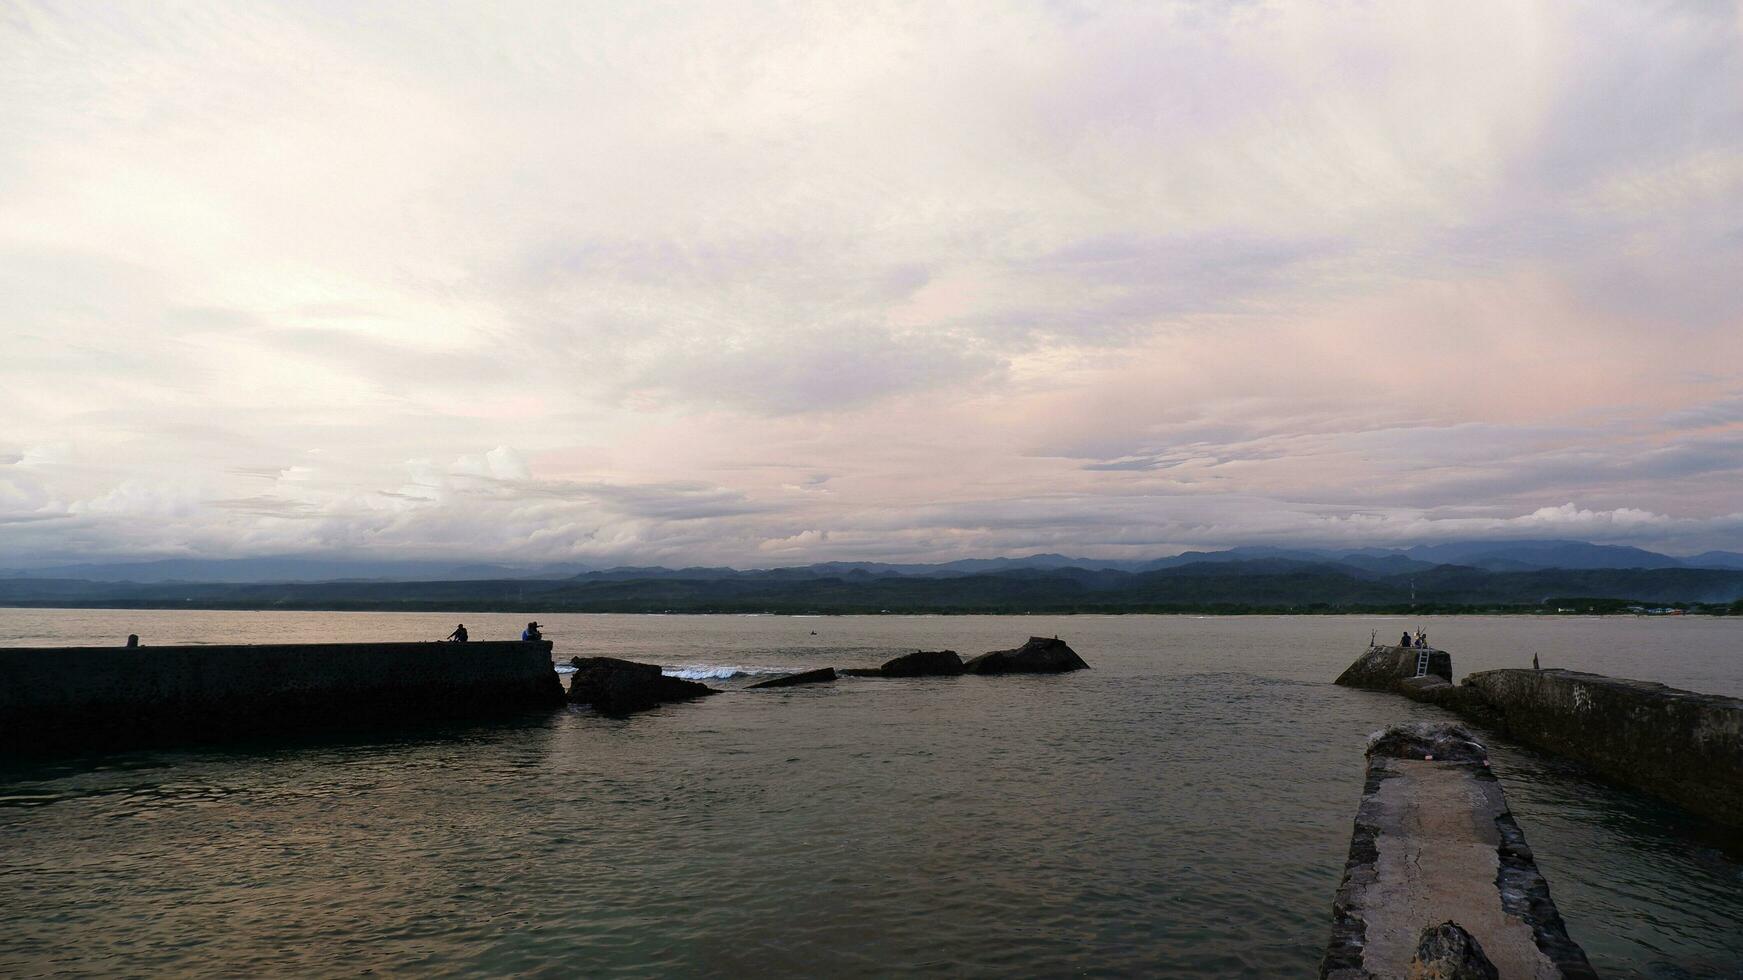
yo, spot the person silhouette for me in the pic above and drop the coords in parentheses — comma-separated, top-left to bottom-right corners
(447, 624, 468, 643)
(522, 621, 543, 641)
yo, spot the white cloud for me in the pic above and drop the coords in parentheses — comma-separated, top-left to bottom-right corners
(2, 1, 1742, 565)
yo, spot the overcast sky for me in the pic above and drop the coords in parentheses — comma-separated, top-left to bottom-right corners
(4, 1, 1742, 567)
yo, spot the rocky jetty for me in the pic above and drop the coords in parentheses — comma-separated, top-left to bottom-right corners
(961, 636, 1088, 675)
(1321, 722, 1595, 979)
(747, 667, 837, 689)
(1462, 668, 1743, 827)
(567, 656, 718, 715)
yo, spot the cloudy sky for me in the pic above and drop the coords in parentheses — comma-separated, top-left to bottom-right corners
(4, 1, 1742, 567)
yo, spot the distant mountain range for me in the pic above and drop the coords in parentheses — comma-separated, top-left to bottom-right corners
(3, 539, 1743, 613)
(6, 539, 1742, 583)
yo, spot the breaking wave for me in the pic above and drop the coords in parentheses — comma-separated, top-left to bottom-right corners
(662, 665, 790, 681)
(553, 662, 803, 680)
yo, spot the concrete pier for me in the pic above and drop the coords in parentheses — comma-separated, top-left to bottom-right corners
(1464, 668, 1743, 827)
(0, 641, 565, 752)
(1321, 723, 1596, 979)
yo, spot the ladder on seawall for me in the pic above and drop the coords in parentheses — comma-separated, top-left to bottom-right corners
(1415, 648, 1430, 677)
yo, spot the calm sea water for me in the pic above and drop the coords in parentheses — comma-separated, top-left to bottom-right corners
(2, 610, 1740, 977)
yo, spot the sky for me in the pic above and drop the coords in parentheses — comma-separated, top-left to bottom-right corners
(3, 1, 1743, 568)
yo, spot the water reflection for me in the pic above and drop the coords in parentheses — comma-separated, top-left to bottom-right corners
(2, 612, 1740, 975)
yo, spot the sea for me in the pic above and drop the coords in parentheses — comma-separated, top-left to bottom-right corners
(1, 610, 1740, 977)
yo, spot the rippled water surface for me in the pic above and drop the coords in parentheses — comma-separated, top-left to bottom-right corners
(2, 611, 1741, 977)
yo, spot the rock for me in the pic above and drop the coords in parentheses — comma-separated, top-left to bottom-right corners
(566, 656, 717, 714)
(1408, 922, 1499, 979)
(1335, 644, 1452, 691)
(961, 636, 1088, 675)
(746, 667, 837, 689)
(1366, 721, 1487, 764)
(878, 649, 965, 677)
(838, 668, 883, 677)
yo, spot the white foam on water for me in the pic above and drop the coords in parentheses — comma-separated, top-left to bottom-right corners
(661, 665, 790, 681)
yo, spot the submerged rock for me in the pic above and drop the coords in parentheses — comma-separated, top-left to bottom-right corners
(746, 667, 837, 689)
(961, 636, 1088, 675)
(567, 656, 717, 714)
(878, 650, 965, 677)
(1409, 922, 1499, 980)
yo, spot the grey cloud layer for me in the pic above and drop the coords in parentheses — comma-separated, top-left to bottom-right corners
(2, 1, 1741, 565)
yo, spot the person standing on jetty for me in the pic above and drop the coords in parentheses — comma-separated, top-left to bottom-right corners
(446, 624, 468, 643)
(522, 621, 542, 641)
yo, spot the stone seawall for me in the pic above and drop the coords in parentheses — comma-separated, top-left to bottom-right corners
(1463, 668, 1743, 827)
(0, 641, 565, 751)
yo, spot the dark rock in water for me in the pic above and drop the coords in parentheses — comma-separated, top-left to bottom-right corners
(878, 649, 965, 677)
(567, 656, 717, 714)
(1409, 922, 1499, 980)
(1366, 721, 1487, 764)
(747, 667, 837, 689)
(839, 668, 883, 677)
(961, 636, 1088, 675)
(1334, 644, 1451, 690)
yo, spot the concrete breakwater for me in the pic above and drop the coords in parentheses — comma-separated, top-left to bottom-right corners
(1321, 723, 1595, 979)
(1337, 645, 1743, 828)
(1464, 668, 1743, 828)
(0, 641, 565, 752)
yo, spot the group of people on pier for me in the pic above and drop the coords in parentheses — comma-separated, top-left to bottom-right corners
(443, 622, 542, 643)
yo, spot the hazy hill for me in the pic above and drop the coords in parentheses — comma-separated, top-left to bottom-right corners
(5, 559, 1741, 613)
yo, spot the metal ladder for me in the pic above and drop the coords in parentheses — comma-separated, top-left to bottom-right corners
(1415, 648, 1430, 677)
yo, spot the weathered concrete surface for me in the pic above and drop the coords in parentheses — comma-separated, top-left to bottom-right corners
(0, 641, 564, 752)
(1336, 645, 1453, 691)
(1462, 669, 1743, 827)
(746, 667, 837, 689)
(1322, 723, 1595, 980)
(1397, 675, 1499, 720)
(566, 656, 717, 715)
(962, 636, 1088, 675)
